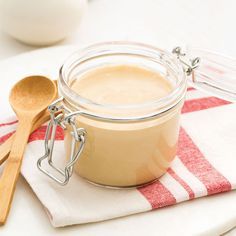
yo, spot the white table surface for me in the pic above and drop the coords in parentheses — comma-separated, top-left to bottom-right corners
(0, 0, 236, 235)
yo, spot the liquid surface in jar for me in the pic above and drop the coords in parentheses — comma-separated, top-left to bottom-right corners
(70, 65, 173, 105)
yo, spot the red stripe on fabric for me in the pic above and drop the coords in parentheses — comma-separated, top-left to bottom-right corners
(182, 97, 230, 114)
(138, 181, 176, 209)
(187, 87, 195, 91)
(0, 131, 15, 144)
(0, 125, 64, 145)
(28, 125, 64, 142)
(168, 168, 195, 199)
(177, 128, 232, 195)
(0, 120, 18, 127)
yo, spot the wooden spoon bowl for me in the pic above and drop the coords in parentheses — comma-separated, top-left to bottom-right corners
(10, 76, 56, 117)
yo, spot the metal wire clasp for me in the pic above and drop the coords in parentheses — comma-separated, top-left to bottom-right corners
(37, 98, 86, 185)
(172, 47, 200, 80)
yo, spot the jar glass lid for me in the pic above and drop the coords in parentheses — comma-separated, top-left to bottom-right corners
(174, 47, 236, 102)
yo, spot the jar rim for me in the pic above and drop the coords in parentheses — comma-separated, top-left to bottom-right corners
(59, 41, 187, 119)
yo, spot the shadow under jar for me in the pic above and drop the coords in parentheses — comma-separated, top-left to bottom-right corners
(37, 42, 235, 188)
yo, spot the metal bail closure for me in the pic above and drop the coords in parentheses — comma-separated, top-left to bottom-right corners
(172, 46, 201, 78)
(37, 98, 86, 185)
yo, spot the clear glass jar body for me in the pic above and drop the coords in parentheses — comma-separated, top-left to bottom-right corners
(59, 42, 186, 188)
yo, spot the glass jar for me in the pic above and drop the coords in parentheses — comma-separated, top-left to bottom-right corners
(37, 42, 236, 188)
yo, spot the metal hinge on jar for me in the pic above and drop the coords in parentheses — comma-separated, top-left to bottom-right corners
(37, 97, 86, 185)
(172, 46, 201, 78)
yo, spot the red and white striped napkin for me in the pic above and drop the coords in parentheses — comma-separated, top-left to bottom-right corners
(0, 88, 235, 227)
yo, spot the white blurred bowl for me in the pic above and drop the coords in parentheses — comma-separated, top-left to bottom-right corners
(0, 0, 87, 46)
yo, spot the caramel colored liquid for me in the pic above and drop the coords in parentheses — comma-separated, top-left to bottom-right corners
(71, 65, 172, 105)
(65, 65, 182, 187)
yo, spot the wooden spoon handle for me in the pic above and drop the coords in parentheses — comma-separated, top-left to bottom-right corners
(0, 112, 50, 166)
(0, 118, 33, 225)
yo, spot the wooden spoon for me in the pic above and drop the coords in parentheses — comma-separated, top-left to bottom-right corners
(0, 76, 57, 225)
(0, 80, 58, 166)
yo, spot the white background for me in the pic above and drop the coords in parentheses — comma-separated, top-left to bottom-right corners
(0, 0, 236, 235)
